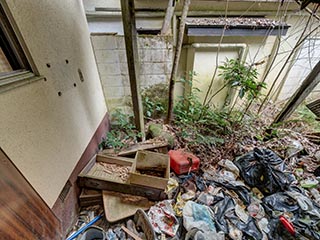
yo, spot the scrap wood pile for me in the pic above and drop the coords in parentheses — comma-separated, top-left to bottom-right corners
(70, 117, 320, 239)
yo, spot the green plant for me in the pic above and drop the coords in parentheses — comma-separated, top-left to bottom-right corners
(99, 109, 142, 151)
(141, 83, 168, 119)
(173, 85, 233, 147)
(219, 58, 266, 100)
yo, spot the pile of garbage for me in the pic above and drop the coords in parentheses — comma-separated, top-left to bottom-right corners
(68, 144, 320, 240)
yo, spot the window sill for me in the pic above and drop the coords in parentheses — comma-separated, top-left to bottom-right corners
(0, 70, 44, 93)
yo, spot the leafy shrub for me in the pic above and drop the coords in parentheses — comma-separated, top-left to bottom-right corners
(218, 58, 266, 100)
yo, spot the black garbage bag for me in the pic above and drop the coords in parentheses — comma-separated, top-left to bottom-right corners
(235, 148, 294, 195)
(210, 180, 252, 205)
(226, 213, 263, 240)
(263, 189, 320, 240)
(210, 196, 235, 234)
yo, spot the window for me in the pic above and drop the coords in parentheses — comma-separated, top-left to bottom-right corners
(0, 2, 39, 90)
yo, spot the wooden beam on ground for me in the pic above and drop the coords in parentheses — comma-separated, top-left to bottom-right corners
(273, 60, 320, 123)
(120, 0, 145, 135)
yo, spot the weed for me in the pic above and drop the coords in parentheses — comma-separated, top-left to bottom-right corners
(99, 109, 142, 151)
(141, 83, 168, 119)
(173, 85, 232, 147)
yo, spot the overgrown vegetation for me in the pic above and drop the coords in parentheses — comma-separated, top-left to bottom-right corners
(141, 83, 168, 119)
(219, 58, 266, 100)
(99, 109, 142, 151)
(173, 88, 231, 146)
(98, 59, 318, 163)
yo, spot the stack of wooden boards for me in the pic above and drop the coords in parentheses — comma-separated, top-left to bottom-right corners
(78, 150, 170, 222)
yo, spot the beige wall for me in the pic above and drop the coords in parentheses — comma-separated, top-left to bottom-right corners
(181, 36, 275, 108)
(91, 34, 173, 112)
(181, 14, 318, 107)
(0, 0, 107, 207)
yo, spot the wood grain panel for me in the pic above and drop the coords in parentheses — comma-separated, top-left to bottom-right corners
(0, 148, 62, 239)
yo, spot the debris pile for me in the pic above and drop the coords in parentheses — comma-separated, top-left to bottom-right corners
(68, 131, 319, 240)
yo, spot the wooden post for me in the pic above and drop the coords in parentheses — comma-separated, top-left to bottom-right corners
(273, 60, 320, 123)
(120, 0, 145, 135)
(166, 0, 191, 124)
(161, 0, 176, 35)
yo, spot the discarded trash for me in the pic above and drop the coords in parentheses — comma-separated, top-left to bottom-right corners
(134, 208, 157, 240)
(73, 141, 320, 240)
(235, 148, 294, 195)
(263, 189, 320, 239)
(66, 215, 103, 240)
(218, 159, 240, 178)
(183, 201, 224, 240)
(279, 215, 295, 236)
(78, 226, 105, 240)
(300, 178, 319, 189)
(169, 149, 200, 175)
(247, 202, 265, 220)
(286, 140, 304, 158)
(148, 200, 179, 236)
(165, 177, 179, 199)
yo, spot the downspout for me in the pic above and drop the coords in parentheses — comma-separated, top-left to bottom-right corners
(183, 43, 248, 62)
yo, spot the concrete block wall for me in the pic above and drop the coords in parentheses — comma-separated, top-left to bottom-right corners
(91, 34, 173, 112)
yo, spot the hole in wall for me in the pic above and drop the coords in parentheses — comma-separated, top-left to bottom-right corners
(46, 63, 51, 68)
(73, 83, 77, 87)
(44, 77, 47, 82)
(65, 59, 69, 64)
(78, 68, 84, 82)
(58, 91, 62, 96)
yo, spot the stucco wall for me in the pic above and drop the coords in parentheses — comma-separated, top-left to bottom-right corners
(91, 34, 173, 112)
(182, 36, 276, 108)
(0, 0, 107, 207)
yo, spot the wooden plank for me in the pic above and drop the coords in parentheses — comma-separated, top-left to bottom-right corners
(78, 176, 166, 201)
(120, 0, 145, 135)
(274, 60, 320, 123)
(0, 148, 62, 239)
(103, 191, 151, 223)
(121, 226, 143, 240)
(79, 189, 102, 207)
(117, 142, 168, 156)
(306, 98, 320, 117)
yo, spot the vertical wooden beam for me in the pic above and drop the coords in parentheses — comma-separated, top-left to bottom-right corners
(120, 0, 144, 134)
(273, 60, 320, 123)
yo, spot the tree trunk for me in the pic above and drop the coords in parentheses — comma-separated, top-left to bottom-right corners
(161, 0, 176, 35)
(165, 0, 191, 124)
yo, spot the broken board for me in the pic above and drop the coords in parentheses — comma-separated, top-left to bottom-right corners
(102, 191, 152, 222)
(117, 142, 168, 157)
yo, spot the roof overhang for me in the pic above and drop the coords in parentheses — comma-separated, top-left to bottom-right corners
(185, 17, 290, 36)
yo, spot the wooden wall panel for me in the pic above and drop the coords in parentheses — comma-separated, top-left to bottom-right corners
(0, 148, 62, 239)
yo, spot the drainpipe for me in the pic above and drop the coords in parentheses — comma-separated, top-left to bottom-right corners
(183, 43, 248, 62)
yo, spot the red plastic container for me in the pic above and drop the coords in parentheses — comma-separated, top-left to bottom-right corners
(168, 150, 200, 175)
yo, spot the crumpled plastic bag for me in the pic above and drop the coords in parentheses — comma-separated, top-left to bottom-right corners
(263, 188, 320, 239)
(183, 201, 224, 240)
(147, 200, 179, 237)
(165, 177, 179, 199)
(235, 148, 294, 195)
